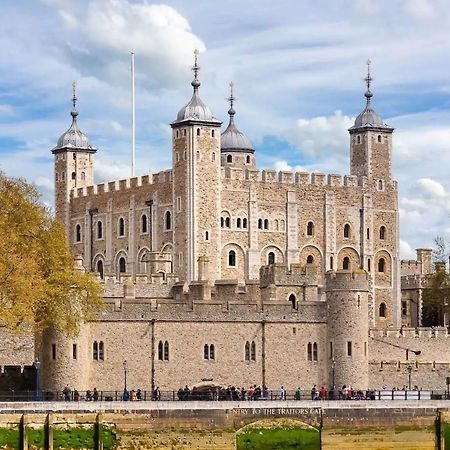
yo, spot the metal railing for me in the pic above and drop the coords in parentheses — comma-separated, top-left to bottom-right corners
(0, 389, 448, 402)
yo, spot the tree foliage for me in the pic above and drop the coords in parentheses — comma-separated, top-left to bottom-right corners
(0, 171, 103, 336)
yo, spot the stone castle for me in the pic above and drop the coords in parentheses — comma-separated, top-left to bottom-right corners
(2, 55, 449, 395)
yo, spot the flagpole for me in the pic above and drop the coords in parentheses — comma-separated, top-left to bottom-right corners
(131, 50, 135, 177)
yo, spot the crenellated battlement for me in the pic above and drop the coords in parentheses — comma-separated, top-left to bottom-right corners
(259, 263, 318, 288)
(325, 269, 369, 291)
(401, 274, 424, 288)
(369, 327, 449, 339)
(221, 167, 397, 190)
(71, 170, 173, 198)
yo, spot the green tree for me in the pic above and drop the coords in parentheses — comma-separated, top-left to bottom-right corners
(0, 171, 102, 336)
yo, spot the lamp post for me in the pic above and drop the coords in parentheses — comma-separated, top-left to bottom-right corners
(33, 359, 41, 401)
(331, 358, 336, 400)
(407, 364, 413, 391)
(123, 360, 128, 398)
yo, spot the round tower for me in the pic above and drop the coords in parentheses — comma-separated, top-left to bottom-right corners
(326, 269, 369, 391)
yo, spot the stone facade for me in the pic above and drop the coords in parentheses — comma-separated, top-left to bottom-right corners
(5, 59, 450, 395)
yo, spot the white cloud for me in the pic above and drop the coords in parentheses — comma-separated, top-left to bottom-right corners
(417, 178, 446, 198)
(400, 239, 415, 259)
(34, 176, 54, 191)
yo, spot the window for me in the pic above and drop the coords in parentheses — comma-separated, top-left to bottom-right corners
(378, 134, 382, 143)
(289, 293, 296, 308)
(306, 255, 314, 264)
(93, 341, 98, 360)
(72, 344, 77, 360)
(246, 155, 250, 164)
(212, 129, 215, 137)
(176, 130, 179, 138)
(97, 260, 104, 279)
(307, 221, 314, 236)
(73, 153, 76, 160)
(330, 341, 333, 359)
(221, 217, 224, 228)
(379, 302, 386, 318)
(51, 344, 56, 360)
(344, 224, 350, 238)
(205, 231, 209, 241)
(176, 197, 182, 212)
(347, 341, 352, 357)
(141, 214, 148, 233)
(204, 344, 215, 360)
(264, 219, 269, 230)
(118, 217, 125, 237)
(119, 257, 126, 274)
(178, 252, 183, 266)
(225, 217, 230, 228)
(158, 341, 169, 361)
(245, 341, 250, 361)
(402, 301, 408, 316)
(212, 152, 216, 161)
(75, 224, 81, 242)
(378, 257, 385, 273)
(313, 342, 318, 361)
(197, 128, 200, 136)
(307, 342, 313, 361)
(380, 226, 386, 240)
(367, 228, 370, 239)
(227, 154, 232, 163)
(81, 172, 85, 181)
(367, 258, 371, 272)
(378, 180, 384, 191)
(258, 219, 263, 229)
(97, 221, 103, 239)
(330, 256, 333, 270)
(237, 218, 241, 228)
(268, 252, 275, 265)
(250, 341, 256, 361)
(357, 135, 361, 144)
(183, 129, 186, 137)
(98, 341, 104, 360)
(228, 250, 236, 267)
(343, 256, 350, 270)
(71, 171, 76, 180)
(243, 218, 248, 229)
(164, 211, 171, 230)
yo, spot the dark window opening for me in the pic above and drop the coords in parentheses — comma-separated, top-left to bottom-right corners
(197, 128, 200, 136)
(71, 172, 76, 180)
(93, 341, 98, 360)
(246, 155, 251, 164)
(258, 219, 263, 229)
(119, 257, 126, 274)
(347, 341, 352, 357)
(250, 341, 256, 361)
(212, 130, 215, 137)
(227, 154, 232, 163)
(380, 226, 386, 240)
(313, 342, 318, 361)
(307, 342, 312, 361)
(97, 221, 103, 239)
(165, 211, 171, 230)
(97, 260, 104, 279)
(225, 217, 230, 228)
(289, 294, 296, 308)
(307, 221, 314, 236)
(228, 250, 236, 267)
(264, 219, 269, 230)
(98, 341, 104, 360)
(118, 218, 125, 236)
(141, 214, 148, 233)
(343, 256, 350, 270)
(344, 223, 350, 238)
(307, 255, 314, 264)
(51, 344, 56, 360)
(237, 218, 241, 228)
(243, 218, 248, 228)
(75, 224, 81, 242)
(378, 257, 386, 273)
(245, 341, 250, 361)
(268, 251, 275, 265)
(72, 344, 77, 360)
(379, 302, 386, 318)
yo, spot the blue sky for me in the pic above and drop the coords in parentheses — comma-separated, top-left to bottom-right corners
(1, 0, 450, 259)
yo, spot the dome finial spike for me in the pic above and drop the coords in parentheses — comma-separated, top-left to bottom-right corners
(364, 58, 373, 106)
(71, 81, 79, 119)
(227, 81, 236, 122)
(191, 49, 201, 90)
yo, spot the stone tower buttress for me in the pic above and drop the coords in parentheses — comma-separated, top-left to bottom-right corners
(171, 51, 222, 282)
(52, 82, 97, 233)
(349, 60, 394, 182)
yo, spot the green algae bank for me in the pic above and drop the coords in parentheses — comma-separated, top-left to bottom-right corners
(1, 401, 450, 449)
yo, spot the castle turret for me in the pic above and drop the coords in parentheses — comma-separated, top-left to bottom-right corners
(326, 270, 369, 390)
(52, 82, 96, 233)
(220, 82, 255, 168)
(349, 60, 394, 183)
(170, 50, 222, 282)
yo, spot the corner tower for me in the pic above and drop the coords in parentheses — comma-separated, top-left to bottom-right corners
(52, 83, 96, 232)
(349, 60, 394, 182)
(221, 82, 255, 168)
(170, 51, 222, 282)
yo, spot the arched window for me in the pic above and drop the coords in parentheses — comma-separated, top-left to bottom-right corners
(378, 180, 384, 191)
(289, 294, 296, 308)
(344, 224, 350, 238)
(378, 134, 382, 143)
(357, 135, 361, 144)
(246, 155, 250, 164)
(221, 217, 224, 228)
(307, 342, 312, 361)
(141, 214, 148, 233)
(225, 217, 230, 228)
(264, 219, 269, 230)
(97, 221, 103, 239)
(330, 256, 334, 270)
(93, 341, 98, 360)
(237, 218, 241, 228)
(98, 341, 104, 360)
(379, 302, 386, 318)
(306, 255, 314, 264)
(97, 260, 104, 279)
(75, 224, 81, 242)
(164, 211, 171, 230)
(197, 128, 200, 136)
(227, 154, 232, 163)
(164, 341, 169, 361)
(204, 344, 209, 360)
(307, 221, 314, 236)
(176, 130, 179, 138)
(313, 342, 318, 361)
(379, 226, 386, 240)
(118, 217, 125, 237)
(71, 171, 76, 180)
(209, 344, 215, 360)
(268, 252, 275, 265)
(228, 250, 236, 267)
(250, 341, 256, 361)
(245, 341, 250, 361)
(211, 129, 215, 137)
(81, 172, 85, 180)
(258, 219, 263, 229)
(119, 257, 126, 274)
(158, 341, 164, 361)
(343, 256, 350, 270)
(378, 257, 385, 273)
(243, 218, 248, 228)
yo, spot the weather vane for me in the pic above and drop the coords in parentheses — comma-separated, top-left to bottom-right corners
(72, 81, 77, 109)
